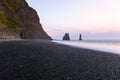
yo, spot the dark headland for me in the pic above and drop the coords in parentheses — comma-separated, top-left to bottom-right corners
(0, 0, 51, 39)
(0, 40, 120, 80)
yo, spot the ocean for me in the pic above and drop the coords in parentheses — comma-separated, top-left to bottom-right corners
(53, 40, 120, 54)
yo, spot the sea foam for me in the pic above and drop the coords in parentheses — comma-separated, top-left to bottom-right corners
(53, 40, 120, 54)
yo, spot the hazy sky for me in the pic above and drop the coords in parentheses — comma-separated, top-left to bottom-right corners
(26, 0, 120, 40)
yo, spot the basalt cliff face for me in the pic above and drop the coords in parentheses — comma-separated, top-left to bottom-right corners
(0, 0, 52, 39)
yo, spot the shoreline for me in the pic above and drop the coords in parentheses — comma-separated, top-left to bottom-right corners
(0, 39, 22, 42)
(0, 40, 120, 80)
(53, 40, 120, 55)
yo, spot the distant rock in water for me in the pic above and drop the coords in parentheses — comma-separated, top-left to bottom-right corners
(63, 33, 70, 40)
(79, 34, 82, 40)
(0, 0, 52, 39)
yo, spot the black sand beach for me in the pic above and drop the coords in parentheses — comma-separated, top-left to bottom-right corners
(0, 40, 120, 80)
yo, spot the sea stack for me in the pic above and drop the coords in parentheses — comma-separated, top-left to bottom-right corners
(79, 34, 82, 40)
(0, 0, 52, 40)
(63, 33, 70, 40)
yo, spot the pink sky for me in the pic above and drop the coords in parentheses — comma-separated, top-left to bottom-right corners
(27, 0, 120, 40)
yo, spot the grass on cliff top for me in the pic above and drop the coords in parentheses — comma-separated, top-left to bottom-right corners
(3, 0, 20, 11)
(0, 0, 22, 28)
(0, 9, 21, 28)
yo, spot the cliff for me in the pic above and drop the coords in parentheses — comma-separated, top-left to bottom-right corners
(0, 0, 52, 39)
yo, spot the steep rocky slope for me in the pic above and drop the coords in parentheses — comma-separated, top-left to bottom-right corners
(0, 0, 52, 39)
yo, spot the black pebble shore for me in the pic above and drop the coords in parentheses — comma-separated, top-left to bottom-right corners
(0, 40, 120, 80)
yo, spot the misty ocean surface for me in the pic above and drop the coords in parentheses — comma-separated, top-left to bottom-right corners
(53, 40, 120, 54)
